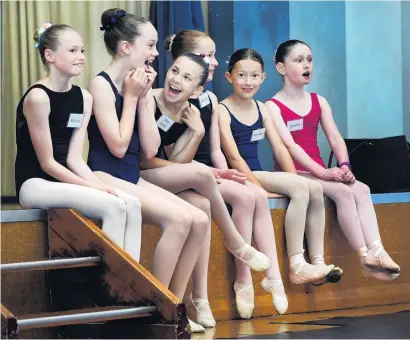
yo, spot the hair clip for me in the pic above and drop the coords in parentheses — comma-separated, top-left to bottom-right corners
(100, 9, 127, 31)
(35, 22, 52, 48)
(168, 34, 176, 51)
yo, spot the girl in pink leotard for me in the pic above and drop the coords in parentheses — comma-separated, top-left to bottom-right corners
(266, 39, 400, 281)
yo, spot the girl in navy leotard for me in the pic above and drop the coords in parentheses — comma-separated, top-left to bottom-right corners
(219, 48, 343, 290)
(86, 10, 235, 332)
(15, 23, 142, 261)
(140, 53, 272, 325)
(266, 39, 400, 281)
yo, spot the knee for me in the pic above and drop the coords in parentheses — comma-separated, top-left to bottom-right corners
(124, 196, 142, 213)
(334, 184, 354, 202)
(232, 187, 256, 212)
(19, 179, 41, 208)
(355, 181, 371, 197)
(190, 209, 210, 239)
(291, 181, 310, 202)
(106, 198, 127, 221)
(167, 209, 193, 239)
(192, 163, 215, 186)
(308, 181, 324, 200)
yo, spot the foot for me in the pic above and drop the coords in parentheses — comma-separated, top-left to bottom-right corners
(225, 242, 271, 271)
(311, 264, 344, 286)
(186, 318, 206, 333)
(362, 265, 400, 281)
(233, 281, 254, 319)
(184, 294, 216, 328)
(289, 261, 332, 285)
(261, 277, 288, 314)
(364, 245, 400, 273)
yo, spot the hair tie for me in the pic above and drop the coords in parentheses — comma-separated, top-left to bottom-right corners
(35, 22, 52, 48)
(100, 9, 127, 31)
(168, 34, 176, 51)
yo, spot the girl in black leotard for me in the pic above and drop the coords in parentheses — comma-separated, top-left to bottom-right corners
(15, 23, 142, 261)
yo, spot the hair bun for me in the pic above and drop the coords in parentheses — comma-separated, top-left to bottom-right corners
(33, 22, 52, 48)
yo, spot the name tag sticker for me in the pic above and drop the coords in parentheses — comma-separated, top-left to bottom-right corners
(287, 119, 303, 132)
(250, 128, 266, 142)
(157, 114, 175, 132)
(67, 113, 83, 128)
(198, 92, 210, 108)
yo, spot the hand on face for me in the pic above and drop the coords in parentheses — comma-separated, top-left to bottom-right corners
(181, 106, 205, 136)
(140, 65, 157, 97)
(124, 66, 149, 99)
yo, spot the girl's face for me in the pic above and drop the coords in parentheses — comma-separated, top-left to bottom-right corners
(126, 22, 159, 68)
(225, 59, 266, 99)
(164, 56, 204, 103)
(278, 43, 313, 86)
(46, 30, 86, 76)
(191, 37, 218, 82)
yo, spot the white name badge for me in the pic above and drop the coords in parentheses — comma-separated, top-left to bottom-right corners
(287, 118, 303, 132)
(251, 128, 266, 142)
(157, 114, 175, 132)
(198, 92, 210, 108)
(67, 113, 83, 128)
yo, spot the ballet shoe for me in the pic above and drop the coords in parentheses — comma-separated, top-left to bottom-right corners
(311, 264, 344, 286)
(361, 263, 400, 282)
(225, 242, 271, 271)
(364, 246, 400, 274)
(184, 293, 216, 328)
(186, 318, 206, 333)
(233, 281, 254, 319)
(289, 261, 332, 285)
(261, 277, 288, 315)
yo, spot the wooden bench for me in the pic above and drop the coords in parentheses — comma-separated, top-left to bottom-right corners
(2, 193, 410, 325)
(139, 193, 410, 321)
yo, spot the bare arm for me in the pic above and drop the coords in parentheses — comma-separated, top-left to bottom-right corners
(265, 100, 326, 177)
(259, 102, 296, 173)
(218, 103, 263, 187)
(208, 92, 229, 169)
(318, 95, 349, 165)
(138, 89, 161, 159)
(88, 68, 146, 159)
(168, 106, 205, 163)
(24, 89, 95, 187)
(66, 90, 102, 184)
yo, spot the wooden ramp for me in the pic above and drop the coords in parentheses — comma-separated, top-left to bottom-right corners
(1, 208, 189, 339)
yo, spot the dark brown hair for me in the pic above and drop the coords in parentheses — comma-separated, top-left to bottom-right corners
(101, 8, 149, 55)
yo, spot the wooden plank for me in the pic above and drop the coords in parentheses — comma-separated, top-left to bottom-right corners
(47, 208, 186, 325)
(1, 305, 17, 339)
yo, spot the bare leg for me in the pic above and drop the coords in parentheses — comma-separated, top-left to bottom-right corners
(141, 164, 270, 271)
(94, 172, 203, 292)
(177, 190, 215, 328)
(253, 171, 330, 284)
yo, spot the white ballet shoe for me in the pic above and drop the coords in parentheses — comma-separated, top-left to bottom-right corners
(261, 277, 288, 315)
(187, 318, 206, 333)
(361, 260, 400, 282)
(289, 261, 332, 285)
(225, 242, 271, 272)
(184, 294, 216, 328)
(364, 245, 400, 274)
(233, 281, 254, 319)
(311, 264, 344, 286)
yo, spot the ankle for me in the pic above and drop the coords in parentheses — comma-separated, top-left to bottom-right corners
(311, 254, 325, 266)
(289, 252, 306, 268)
(358, 246, 368, 257)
